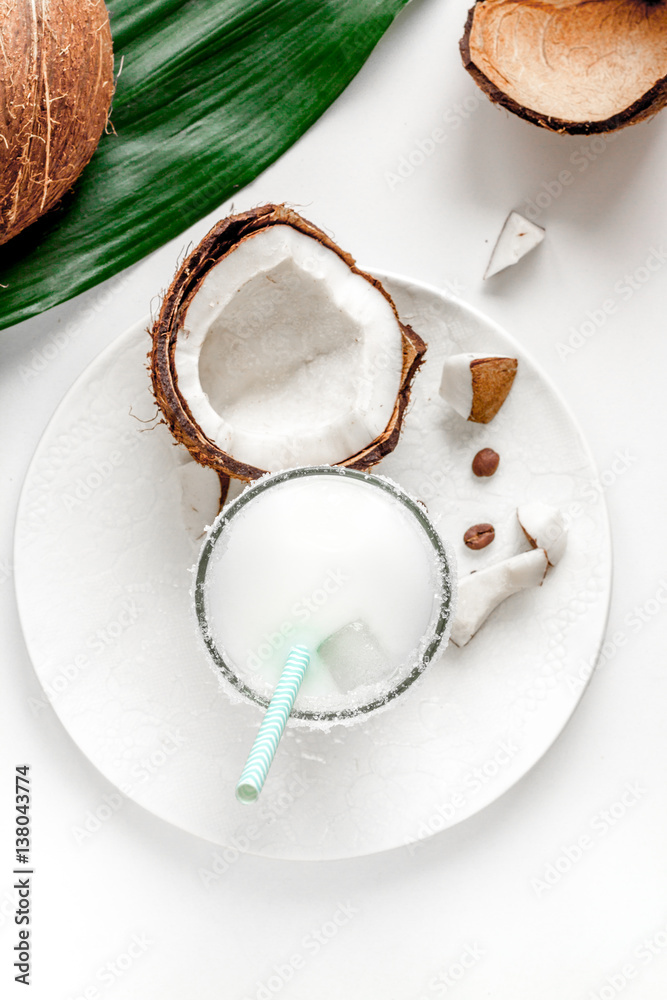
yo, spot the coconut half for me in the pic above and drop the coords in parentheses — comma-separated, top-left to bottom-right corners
(151, 205, 425, 480)
(461, 0, 667, 134)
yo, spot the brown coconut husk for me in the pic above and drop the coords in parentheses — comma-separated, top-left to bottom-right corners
(0, 0, 114, 244)
(469, 356, 518, 424)
(151, 204, 426, 482)
(460, 0, 667, 135)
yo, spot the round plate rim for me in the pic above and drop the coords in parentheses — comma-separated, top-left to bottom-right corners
(12, 271, 613, 856)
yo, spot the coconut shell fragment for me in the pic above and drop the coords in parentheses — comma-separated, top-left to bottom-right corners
(439, 353, 517, 423)
(0, 0, 114, 245)
(461, 0, 667, 134)
(470, 357, 517, 423)
(151, 204, 426, 482)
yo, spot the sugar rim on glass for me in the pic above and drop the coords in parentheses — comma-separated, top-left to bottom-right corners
(194, 465, 456, 725)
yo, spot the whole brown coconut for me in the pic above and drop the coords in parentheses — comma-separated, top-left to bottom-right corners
(0, 0, 114, 244)
(461, 0, 667, 134)
(151, 204, 426, 484)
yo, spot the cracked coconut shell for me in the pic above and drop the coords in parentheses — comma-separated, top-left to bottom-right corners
(0, 0, 114, 244)
(460, 0, 667, 134)
(151, 204, 426, 483)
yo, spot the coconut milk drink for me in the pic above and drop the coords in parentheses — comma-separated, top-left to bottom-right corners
(195, 467, 453, 722)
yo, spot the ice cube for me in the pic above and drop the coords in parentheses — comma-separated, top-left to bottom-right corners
(318, 620, 393, 692)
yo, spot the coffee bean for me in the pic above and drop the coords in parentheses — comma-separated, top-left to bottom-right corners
(464, 523, 495, 549)
(472, 448, 500, 477)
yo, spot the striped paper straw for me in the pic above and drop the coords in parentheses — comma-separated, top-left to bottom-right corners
(235, 644, 310, 804)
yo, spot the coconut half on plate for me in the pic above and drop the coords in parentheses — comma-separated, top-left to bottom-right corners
(151, 205, 425, 486)
(461, 0, 667, 134)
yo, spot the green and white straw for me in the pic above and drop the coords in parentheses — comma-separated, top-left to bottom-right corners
(235, 644, 310, 804)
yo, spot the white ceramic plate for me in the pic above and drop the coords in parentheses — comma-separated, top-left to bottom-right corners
(14, 274, 611, 859)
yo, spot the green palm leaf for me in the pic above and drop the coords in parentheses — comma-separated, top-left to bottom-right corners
(0, 0, 409, 330)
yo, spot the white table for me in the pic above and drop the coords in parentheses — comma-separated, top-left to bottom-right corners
(2, 1, 666, 997)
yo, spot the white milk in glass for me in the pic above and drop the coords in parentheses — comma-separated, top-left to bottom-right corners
(196, 468, 452, 721)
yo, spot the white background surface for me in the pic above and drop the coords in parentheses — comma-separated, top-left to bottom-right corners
(2, 0, 666, 996)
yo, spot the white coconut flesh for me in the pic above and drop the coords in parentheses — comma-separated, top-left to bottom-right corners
(484, 212, 544, 280)
(469, 0, 667, 124)
(173, 225, 404, 472)
(451, 548, 548, 647)
(439, 354, 475, 418)
(440, 352, 500, 418)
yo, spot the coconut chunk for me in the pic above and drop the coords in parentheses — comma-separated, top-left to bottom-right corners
(517, 503, 568, 567)
(151, 205, 425, 481)
(439, 353, 518, 423)
(450, 548, 549, 647)
(484, 212, 545, 279)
